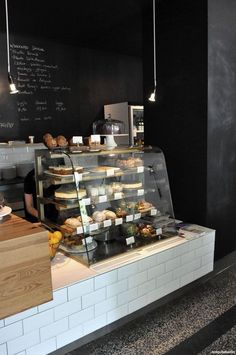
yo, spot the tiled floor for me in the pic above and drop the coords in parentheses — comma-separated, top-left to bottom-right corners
(67, 256, 236, 355)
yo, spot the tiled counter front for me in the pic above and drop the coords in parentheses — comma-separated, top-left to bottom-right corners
(0, 231, 215, 355)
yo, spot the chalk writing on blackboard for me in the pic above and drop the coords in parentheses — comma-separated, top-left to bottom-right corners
(0, 122, 14, 128)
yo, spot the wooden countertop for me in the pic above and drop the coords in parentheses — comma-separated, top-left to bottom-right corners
(0, 214, 45, 242)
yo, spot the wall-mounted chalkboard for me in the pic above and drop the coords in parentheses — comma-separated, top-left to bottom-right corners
(0, 34, 82, 142)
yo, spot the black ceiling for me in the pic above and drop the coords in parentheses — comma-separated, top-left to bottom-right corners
(4, 0, 151, 57)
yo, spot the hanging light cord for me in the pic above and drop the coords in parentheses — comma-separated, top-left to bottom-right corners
(5, 0, 11, 73)
(152, 0, 157, 91)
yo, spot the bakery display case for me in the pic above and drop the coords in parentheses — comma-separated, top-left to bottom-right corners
(35, 146, 177, 266)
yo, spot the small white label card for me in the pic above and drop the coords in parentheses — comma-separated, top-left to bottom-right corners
(115, 218, 123, 226)
(137, 189, 144, 196)
(126, 236, 135, 246)
(82, 236, 93, 245)
(114, 192, 123, 200)
(150, 208, 157, 216)
(89, 223, 98, 232)
(74, 172, 82, 186)
(90, 134, 100, 144)
(98, 195, 107, 203)
(82, 197, 91, 206)
(103, 219, 112, 228)
(126, 214, 133, 222)
(134, 213, 141, 220)
(76, 226, 83, 234)
(106, 168, 115, 177)
(137, 166, 144, 173)
(156, 228, 162, 235)
(72, 136, 83, 144)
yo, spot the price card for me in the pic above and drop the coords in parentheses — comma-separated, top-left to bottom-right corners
(134, 213, 141, 220)
(98, 195, 107, 203)
(106, 168, 115, 177)
(103, 219, 112, 228)
(90, 135, 100, 144)
(150, 208, 157, 216)
(126, 214, 133, 222)
(82, 198, 91, 206)
(156, 228, 162, 235)
(89, 223, 98, 232)
(72, 136, 83, 144)
(115, 218, 123, 226)
(76, 226, 83, 234)
(82, 236, 93, 245)
(126, 236, 135, 246)
(114, 192, 123, 200)
(74, 172, 82, 186)
(137, 189, 144, 196)
(137, 166, 144, 173)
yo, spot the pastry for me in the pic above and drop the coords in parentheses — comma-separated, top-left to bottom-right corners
(122, 182, 142, 189)
(117, 157, 143, 169)
(64, 217, 82, 228)
(105, 185, 114, 196)
(111, 182, 123, 192)
(77, 215, 93, 225)
(92, 211, 106, 222)
(55, 187, 86, 199)
(138, 200, 153, 211)
(49, 165, 83, 175)
(104, 210, 117, 220)
(45, 137, 57, 149)
(56, 135, 68, 147)
(43, 133, 53, 142)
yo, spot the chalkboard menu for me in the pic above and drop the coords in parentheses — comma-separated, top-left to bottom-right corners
(0, 34, 81, 142)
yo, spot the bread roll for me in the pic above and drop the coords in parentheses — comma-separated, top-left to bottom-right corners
(104, 210, 116, 220)
(92, 211, 106, 222)
(64, 217, 82, 228)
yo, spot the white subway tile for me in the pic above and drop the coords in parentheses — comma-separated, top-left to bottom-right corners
(82, 288, 106, 309)
(129, 295, 148, 313)
(26, 338, 56, 355)
(189, 237, 202, 250)
(40, 318, 68, 342)
(16, 351, 26, 355)
(138, 254, 157, 271)
(173, 258, 201, 280)
(94, 270, 118, 290)
(193, 263, 213, 280)
(0, 321, 23, 344)
(54, 297, 82, 321)
(0, 343, 7, 355)
(180, 250, 195, 265)
(156, 248, 174, 264)
(23, 310, 54, 334)
(0, 320, 4, 328)
(202, 252, 214, 266)
(38, 289, 67, 312)
(69, 307, 94, 328)
(4, 307, 38, 326)
(166, 257, 181, 272)
(7, 330, 39, 355)
(202, 232, 215, 245)
(147, 288, 162, 304)
(148, 263, 165, 280)
(156, 271, 173, 287)
(95, 297, 117, 317)
(107, 305, 128, 324)
(128, 270, 147, 288)
(107, 279, 128, 298)
(118, 262, 138, 280)
(56, 324, 83, 349)
(117, 288, 138, 306)
(195, 243, 215, 257)
(138, 279, 156, 297)
(68, 278, 94, 301)
(83, 315, 106, 336)
(158, 279, 180, 298)
(180, 272, 195, 287)
(172, 242, 189, 257)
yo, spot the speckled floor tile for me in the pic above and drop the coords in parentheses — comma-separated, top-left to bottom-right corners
(199, 325, 236, 354)
(67, 262, 236, 355)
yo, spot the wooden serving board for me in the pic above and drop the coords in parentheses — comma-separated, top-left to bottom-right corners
(0, 214, 52, 319)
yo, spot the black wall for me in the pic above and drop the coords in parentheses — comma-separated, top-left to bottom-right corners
(208, 0, 236, 258)
(144, 0, 208, 225)
(0, 0, 143, 142)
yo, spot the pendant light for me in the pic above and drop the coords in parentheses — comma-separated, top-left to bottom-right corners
(5, 0, 18, 94)
(148, 0, 156, 102)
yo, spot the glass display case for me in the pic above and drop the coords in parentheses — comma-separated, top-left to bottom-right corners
(35, 146, 177, 266)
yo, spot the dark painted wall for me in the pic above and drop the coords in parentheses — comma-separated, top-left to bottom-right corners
(144, 0, 208, 225)
(208, 0, 236, 258)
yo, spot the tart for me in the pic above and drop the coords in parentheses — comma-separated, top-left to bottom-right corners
(54, 187, 86, 199)
(122, 182, 142, 189)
